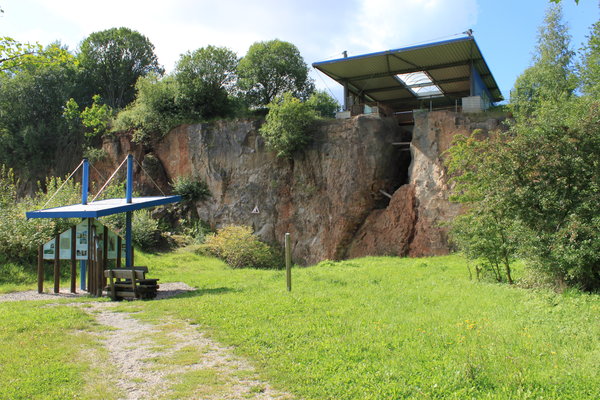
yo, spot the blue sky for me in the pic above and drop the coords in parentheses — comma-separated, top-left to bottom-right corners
(1, 0, 598, 104)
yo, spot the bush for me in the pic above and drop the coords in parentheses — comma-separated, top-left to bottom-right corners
(132, 209, 160, 251)
(199, 225, 278, 269)
(306, 90, 339, 118)
(181, 219, 212, 244)
(0, 170, 81, 266)
(172, 176, 211, 203)
(259, 92, 318, 158)
(113, 74, 185, 144)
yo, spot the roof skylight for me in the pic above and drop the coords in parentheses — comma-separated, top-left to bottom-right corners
(396, 71, 443, 98)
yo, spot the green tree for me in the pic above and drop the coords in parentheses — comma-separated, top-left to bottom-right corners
(113, 74, 184, 143)
(238, 39, 314, 107)
(63, 94, 113, 151)
(0, 43, 82, 184)
(0, 37, 42, 73)
(78, 27, 163, 109)
(259, 92, 318, 158)
(174, 45, 238, 119)
(447, 98, 600, 290)
(306, 90, 340, 118)
(577, 21, 600, 98)
(446, 132, 519, 284)
(510, 4, 576, 118)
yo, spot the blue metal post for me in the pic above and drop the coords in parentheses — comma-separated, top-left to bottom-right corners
(82, 158, 89, 205)
(126, 154, 133, 204)
(80, 159, 90, 290)
(125, 154, 133, 268)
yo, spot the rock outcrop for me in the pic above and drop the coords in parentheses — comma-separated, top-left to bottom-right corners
(99, 111, 503, 265)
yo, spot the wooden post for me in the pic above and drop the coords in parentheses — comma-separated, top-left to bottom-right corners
(285, 233, 292, 292)
(87, 219, 92, 292)
(89, 223, 96, 295)
(116, 236, 122, 269)
(53, 235, 60, 294)
(102, 225, 108, 289)
(96, 236, 103, 297)
(70, 226, 76, 293)
(37, 244, 44, 294)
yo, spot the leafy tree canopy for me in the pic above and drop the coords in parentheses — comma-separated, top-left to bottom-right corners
(174, 45, 239, 119)
(577, 21, 600, 98)
(78, 27, 163, 109)
(306, 90, 340, 118)
(238, 39, 314, 107)
(0, 44, 82, 183)
(259, 92, 318, 158)
(510, 4, 576, 118)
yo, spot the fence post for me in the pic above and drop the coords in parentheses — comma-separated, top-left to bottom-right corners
(37, 244, 44, 293)
(53, 235, 60, 293)
(285, 233, 292, 292)
(70, 226, 76, 293)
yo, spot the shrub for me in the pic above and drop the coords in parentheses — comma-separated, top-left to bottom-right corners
(0, 170, 81, 265)
(132, 209, 160, 251)
(200, 225, 278, 269)
(181, 219, 212, 244)
(113, 74, 185, 144)
(306, 90, 339, 118)
(172, 176, 211, 203)
(259, 92, 318, 158)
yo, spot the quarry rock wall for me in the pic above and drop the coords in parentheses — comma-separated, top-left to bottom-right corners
(99, 111, 502, 265)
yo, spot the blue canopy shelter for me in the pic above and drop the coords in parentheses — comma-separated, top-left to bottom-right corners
(26, 154, 180, 295)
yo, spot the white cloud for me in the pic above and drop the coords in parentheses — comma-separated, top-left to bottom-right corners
(2, 0, 479, 101)
(348, 0, 478, 55)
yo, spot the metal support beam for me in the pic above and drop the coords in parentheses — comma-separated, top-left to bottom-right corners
(82, 158, 89, 205)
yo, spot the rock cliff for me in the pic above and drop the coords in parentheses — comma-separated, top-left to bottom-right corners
(99, 110, 503, 265)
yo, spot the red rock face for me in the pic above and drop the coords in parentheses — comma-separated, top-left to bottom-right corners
(347, 184, 417, 258)
(98, 111, 503, 265)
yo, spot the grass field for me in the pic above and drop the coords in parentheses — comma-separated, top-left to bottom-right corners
(1, 250, 599, 399)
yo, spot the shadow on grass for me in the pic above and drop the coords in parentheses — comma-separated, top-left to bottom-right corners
(155, 287, 237, 301)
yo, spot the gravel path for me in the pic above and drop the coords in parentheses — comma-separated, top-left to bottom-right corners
(2, 283, 294, 399)
(88, 304, 292, 400)
(0, 282, 195, 302)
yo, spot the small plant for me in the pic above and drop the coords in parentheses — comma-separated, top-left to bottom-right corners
(172, 176, 211, 203)
(199, 225, 278, 269)
(83, 147, 107, 163)
(182, 219, 212, 244)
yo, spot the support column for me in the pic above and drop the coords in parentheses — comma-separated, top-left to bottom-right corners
(70, 225, 76, 293)
(53, 235, 60, 294)
(37, 245, 44, 294)
(82, 158, 89, 205)
(125, 211, 132, 268)
(125, 154, 134, 268)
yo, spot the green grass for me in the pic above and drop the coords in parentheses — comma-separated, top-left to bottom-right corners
(0, 301, 116, 400)
(1, 249, 599, 399)
(118, 250, 600, 400)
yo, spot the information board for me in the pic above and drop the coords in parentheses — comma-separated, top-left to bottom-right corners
(43, 220, 125, 260)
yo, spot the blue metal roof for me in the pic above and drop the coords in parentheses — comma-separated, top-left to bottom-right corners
(312, 36, 502, 109)
(26, 196, 181, 219)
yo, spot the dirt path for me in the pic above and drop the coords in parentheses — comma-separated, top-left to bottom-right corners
(1, 284, 293, 400)
(82, 296, 293, 399)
